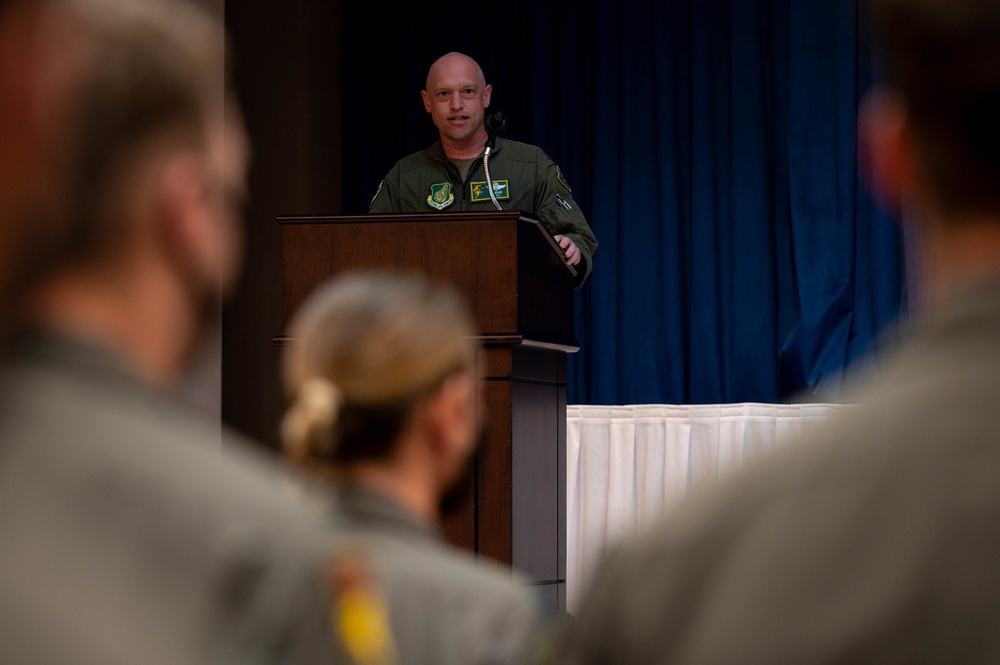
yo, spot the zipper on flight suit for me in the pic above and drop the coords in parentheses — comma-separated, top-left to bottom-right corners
(443, 158, 484, 209)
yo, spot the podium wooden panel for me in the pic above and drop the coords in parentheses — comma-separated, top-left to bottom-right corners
(278, 211, 574, 610)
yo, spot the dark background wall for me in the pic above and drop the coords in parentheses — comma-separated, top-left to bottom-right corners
(223, 2, 342, 449)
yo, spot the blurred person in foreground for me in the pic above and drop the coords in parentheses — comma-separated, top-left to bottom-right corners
(282, 272, 544, 665)
(0, 0, 349, 662)
(560, 1, 1000, 663)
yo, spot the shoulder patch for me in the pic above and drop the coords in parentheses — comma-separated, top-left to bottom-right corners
(328, 551, 398, 665)
(556, 166, 573, 193)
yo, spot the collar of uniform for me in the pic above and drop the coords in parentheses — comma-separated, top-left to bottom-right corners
(333, 483, 441, 544)
(427, 137, 503, 163)
(3, 322, 163, 399)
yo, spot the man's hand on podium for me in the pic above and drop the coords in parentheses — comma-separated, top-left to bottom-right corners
(554, 234, 581, 266)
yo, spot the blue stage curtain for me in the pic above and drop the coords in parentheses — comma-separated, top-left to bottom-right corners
(341, 0, 905, 405)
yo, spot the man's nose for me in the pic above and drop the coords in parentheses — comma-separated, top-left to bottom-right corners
(449, 94, 463, 110)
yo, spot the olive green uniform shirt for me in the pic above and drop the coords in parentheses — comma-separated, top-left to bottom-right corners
(369, 138, 598, 286)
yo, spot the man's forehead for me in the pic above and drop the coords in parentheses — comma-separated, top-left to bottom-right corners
(425, 54, 485, 90)
(429, 75, 481, 92)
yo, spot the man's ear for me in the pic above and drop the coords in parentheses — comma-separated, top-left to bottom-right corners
(482, 83, 492, 109)
(421, 89, 432, 114)
(155, 152, 213, 282)
(858, 88, 918, 220)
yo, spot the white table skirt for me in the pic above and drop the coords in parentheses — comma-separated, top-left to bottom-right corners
(565, 402, 846, 611)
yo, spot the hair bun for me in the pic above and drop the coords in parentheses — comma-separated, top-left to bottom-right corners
(281, 377, 343, 463)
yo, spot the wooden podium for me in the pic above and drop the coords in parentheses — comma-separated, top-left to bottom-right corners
(278, 211, 575, 610)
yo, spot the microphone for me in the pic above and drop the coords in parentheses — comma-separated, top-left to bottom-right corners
(483, 112, 507, 210)
(485, 112, 506, 149)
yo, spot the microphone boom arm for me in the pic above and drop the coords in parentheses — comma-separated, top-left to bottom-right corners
(483, 112, 506, 211)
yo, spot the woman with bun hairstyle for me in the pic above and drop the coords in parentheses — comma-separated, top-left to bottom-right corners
(281, 271, 542, 665)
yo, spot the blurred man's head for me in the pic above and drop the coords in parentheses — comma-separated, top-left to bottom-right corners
(57, 0, 240, 274)
(864, 0, 1000, 220)
(861, 0, 1000, 313)
(58, 0, 243, 289)
(20, 0, 246, 384)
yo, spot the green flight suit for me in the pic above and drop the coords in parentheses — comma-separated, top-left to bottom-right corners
(369, 137, 598, 286)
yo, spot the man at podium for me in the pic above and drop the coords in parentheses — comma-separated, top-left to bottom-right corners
(368, 52, 598, 286)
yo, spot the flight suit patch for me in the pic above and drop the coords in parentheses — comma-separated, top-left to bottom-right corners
(426, 182, 455, 210)
(556, 166, 573, 193)
(470, 180, 510, 203)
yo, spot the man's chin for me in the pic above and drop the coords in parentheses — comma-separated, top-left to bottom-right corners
(438, 125, 480, 146)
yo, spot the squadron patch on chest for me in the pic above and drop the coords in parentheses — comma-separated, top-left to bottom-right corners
(470, 180, 510, 202)
(426, 182, 455, 210)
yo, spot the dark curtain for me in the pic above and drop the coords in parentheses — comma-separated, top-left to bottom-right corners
(341, 0, 905, 405)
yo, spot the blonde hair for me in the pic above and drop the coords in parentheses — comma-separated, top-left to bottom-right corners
(281, 272, 477, 473)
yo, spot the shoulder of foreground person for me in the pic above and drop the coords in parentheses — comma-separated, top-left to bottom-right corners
(0, 347, 344, 664)
(365, 531, 546, 665)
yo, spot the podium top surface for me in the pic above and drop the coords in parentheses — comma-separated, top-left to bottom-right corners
(279, 211, 576, 345)
(278, 211, 577, 280)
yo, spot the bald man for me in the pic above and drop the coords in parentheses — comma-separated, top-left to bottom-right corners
(369, 52, 598, 286)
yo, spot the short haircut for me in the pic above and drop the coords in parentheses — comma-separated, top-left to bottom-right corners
(872, 0, 1000, 215)
(56, 0, 227, 269)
